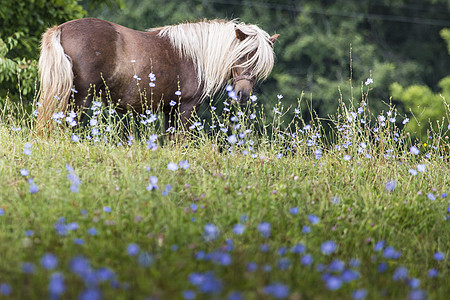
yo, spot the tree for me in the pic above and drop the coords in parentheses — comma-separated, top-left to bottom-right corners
(0, 0, 122, 101)
(390, 28, 450, 139)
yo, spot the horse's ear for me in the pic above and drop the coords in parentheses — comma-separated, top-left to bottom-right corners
(269, 34, 280, 47)
(235, 28, 248, 41)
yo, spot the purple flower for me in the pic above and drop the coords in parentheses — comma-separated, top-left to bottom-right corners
(103, 206, 111, 213)
(20, 169, 29, 176)
(289, 207, 298, 214)
(88, 227, 98, 235)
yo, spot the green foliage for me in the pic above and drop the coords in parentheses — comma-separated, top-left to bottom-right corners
(390, 27, 450, 139)
(1, 91, 450, 299)
(390, 79, 450, 138)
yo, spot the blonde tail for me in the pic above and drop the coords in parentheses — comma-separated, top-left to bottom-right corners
(36, 26, 73, 133)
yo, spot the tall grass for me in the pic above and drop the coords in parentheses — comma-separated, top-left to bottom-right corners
(0, 79, 449, 300)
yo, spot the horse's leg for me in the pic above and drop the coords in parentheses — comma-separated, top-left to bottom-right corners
(165, 100, 199, 141)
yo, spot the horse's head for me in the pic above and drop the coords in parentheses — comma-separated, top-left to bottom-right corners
(232, 28, 279, 105)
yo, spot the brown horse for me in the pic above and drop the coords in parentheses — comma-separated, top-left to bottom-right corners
(37, 18, 279, 133)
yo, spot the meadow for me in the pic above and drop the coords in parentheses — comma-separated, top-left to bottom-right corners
(0, 82, 449, 300)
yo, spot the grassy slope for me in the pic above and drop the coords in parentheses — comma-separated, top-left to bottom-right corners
(0, 100, 449, 299)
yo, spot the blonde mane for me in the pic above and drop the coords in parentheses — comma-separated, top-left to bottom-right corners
(158, 20, 275, 100)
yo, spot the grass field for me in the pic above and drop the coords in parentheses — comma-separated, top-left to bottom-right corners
(0, 89, 449, 300)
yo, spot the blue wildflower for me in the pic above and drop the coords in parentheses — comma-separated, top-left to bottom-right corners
(291, 243, 306, 254)
(378, 262, 388, 273)
(373, 241, 385, 252)
(138, 252, 154, 268)
(325, 276, 342, 290)
(0, 283, 12, 296)
(352, 289, 368, 299)
(127, 243, 140, 256)
(301, 254, 313, 266)
(233, 224, 245, 235)
(103, 206, 111, 213)
(79, 288, 102, 300)
(302, 225, 311, 234)
(385, 180, 396, 192)
(342, 269, 360, 282)
(49, 272, 65, 297)
(0, 208, 4, 216)
(204, 223, 219, 241)
(308, 214, 320, 224)
(408, 278, 421, 289)
(349, 258, 361, 268)
(41, 253, 58, 270)
(428, 268, 438, 278)
(247, 262, 257, 272)
(69, 256, 91, 277)
(428, 193, 436, 200)
(167, 162, 178, 171)
(183, 290, 196, 300)
(263, 282, 290, 299)
(88, 227, 98, 236)
(410, 146, 419, 155)
(289, 207, 298, 214)
(179, 160, 190, 170)
(328, 259, 345, 273)
(227, 291, 243, 300)
(260, 244, 270, 252)
(74, 238, 84, 245)
(147, 176, 158, 191)
(392, 266, 408, 281)
(408, 290, 427, 300)
(277, 258, 291, 270)
(433, 252, 444, 261)
(321, 241, 337, 255)
(383, 246, 401, 259)
(21, 262, 36, 274)
(257, 222, 271, 238)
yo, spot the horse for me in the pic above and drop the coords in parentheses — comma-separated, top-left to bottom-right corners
(37, 18, 279, 134)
